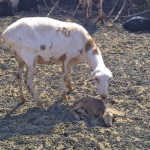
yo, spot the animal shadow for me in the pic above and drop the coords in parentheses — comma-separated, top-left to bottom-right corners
(0, 97, 106, 140)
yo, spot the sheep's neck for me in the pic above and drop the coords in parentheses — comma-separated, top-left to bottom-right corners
(88, 49, 106, 72)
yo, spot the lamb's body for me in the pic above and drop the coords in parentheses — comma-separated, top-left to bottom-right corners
(71, 97, 113, 127)
(2, 17, 112, 114)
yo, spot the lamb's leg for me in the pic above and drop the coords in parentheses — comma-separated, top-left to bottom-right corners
(7, 62, 26, 116)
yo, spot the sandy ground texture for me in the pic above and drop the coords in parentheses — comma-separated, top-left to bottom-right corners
(0, 10, 150, 150)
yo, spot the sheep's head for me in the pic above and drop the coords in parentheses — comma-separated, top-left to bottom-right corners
(92, 68, 112, 98)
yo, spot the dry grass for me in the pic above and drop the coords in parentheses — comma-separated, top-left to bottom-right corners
(0, 12, 150, 149)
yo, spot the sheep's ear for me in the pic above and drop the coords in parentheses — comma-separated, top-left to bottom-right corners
(91, 68, 113, 78)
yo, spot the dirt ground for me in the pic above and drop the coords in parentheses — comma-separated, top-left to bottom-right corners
(0, 8, 150, 150)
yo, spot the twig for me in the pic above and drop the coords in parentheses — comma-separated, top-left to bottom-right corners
(42, 0, 49, 10)
(73, 2, 81, 16)
(47, 0, 60, 17)
(107, 0, 120, 18)
(112, 0, 127, 22)
(127, 0, 134, 15)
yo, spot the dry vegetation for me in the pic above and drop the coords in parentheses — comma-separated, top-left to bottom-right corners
(0, 6, 150, 150)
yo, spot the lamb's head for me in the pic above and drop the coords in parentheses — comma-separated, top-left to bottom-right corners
(103, 111, 113, 127)
(92, 67, 112, 98)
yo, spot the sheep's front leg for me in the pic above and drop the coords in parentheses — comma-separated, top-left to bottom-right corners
(26, 67, 42, 109)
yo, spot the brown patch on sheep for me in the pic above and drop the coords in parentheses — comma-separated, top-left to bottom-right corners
(14, 52, 25, 68)
(36, 55, 48, 64)
(69, 56, 80, 65)
(59, 54, 66, 63)
(93, 48, 99, 55)
(40, 45, 46, 51)
(56, 27, 72, 37)
(85, 38, 95, 52)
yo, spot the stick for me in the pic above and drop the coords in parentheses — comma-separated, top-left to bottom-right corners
(112, 0, 127, 22)
(42, 0, 49, 10)
(47, 0, 60, 17)
(107, 0, 120, 18)
(127, 0, 134, 15)
(73, 2, 81, 17)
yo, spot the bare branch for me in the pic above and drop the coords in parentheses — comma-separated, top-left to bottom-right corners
(112, 0, 127, 22)
(47, 0, 60, 17)
(107, 0, 120, 18)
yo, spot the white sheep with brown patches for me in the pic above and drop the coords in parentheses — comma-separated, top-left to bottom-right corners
(1, 17, 112, 114)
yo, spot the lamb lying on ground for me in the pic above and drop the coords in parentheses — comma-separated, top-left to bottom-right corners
(71, 97, 124, 127)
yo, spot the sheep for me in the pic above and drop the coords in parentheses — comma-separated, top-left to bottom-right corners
(74, 0, 104, 24)
(1, 17, 112, 114)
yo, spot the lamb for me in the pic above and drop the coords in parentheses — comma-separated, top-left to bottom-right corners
(71, 97, 124, 127)
(1, 17, 112, 114)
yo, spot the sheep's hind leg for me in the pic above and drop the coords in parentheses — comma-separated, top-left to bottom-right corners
(61, 61, 73, 104)
(6, 63, 26, 116)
